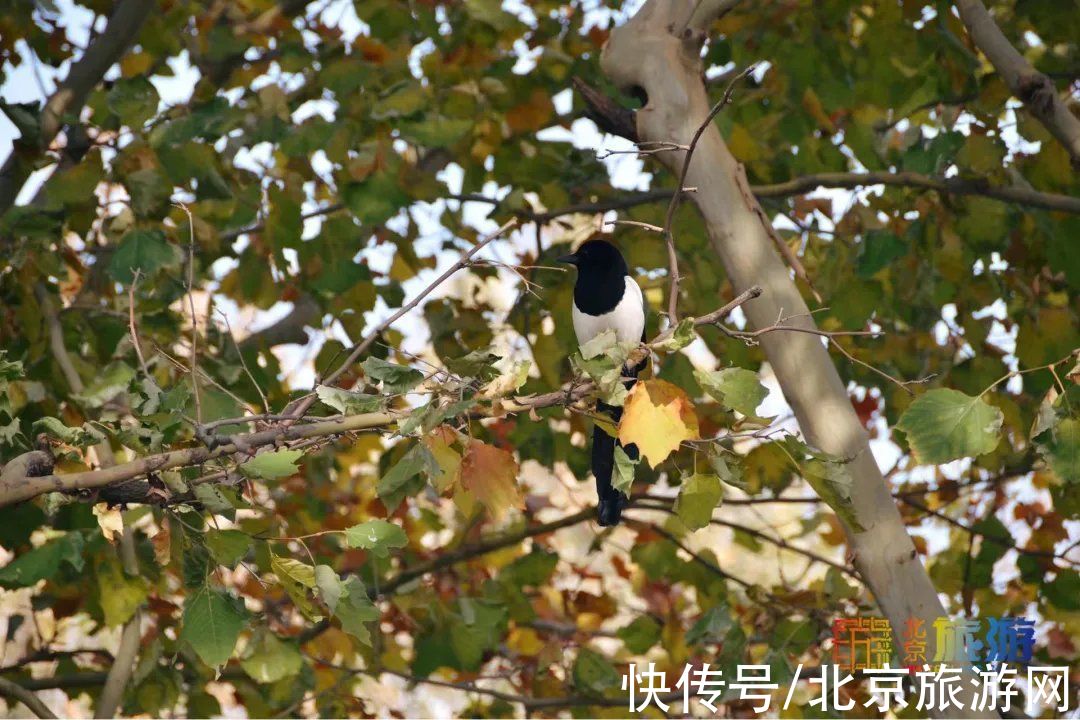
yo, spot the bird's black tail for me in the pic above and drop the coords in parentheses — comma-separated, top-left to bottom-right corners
(592, 359, 644, 526)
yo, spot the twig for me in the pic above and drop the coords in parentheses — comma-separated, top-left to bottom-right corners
(285, 219, 518, 420)
(901, 495, 1078, 567)
(127, 269, 150, 377)
(661, 63, 758, 324)
(631, 499, 859, 578)
(0, 678, 57, 719)
(217, 310, 270, 414)
(174, 202, 202, 424)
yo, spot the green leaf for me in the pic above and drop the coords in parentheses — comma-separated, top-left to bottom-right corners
(206, 529, 251, 569)
(239, 449, 304, 481)
(0, 100, 41, 141)
(314, 565, 343, 611)
(74, 361, 135, 408)
(360, 357, 423, 394)
(896, 389, 1003, 464)
(376, 443, 431, 500)
(823, 567, 859, 601)
(180, 586, 247, 668)
(572, 331, 637, 406)
(709, 453, 750, 492)
(0, 532, 85, 588)
(654, 318, 697, 351)
(271, 555, 320, 620)
(686, 605, 734, 645)
(315, 568, 378, 645)
(803, 458, 864, 533)
(673, 473, 722, 530)
(572, 648, 621, 695)
(371, 84, 428, 120)
(617, 616, 662, 654)
(397, 397, 477, 436)
(31, 417, 101, 447)
(449, 599, 506, 670)
(611, 445, 638, 498)
(315, 385, 387, 415)
(193, 484, 234, 514)
(857, 229, 907, 278)
(694, 367, 769, 418)
(499, 550, 558, 587)
(1044, 570, 1080, 611)
(240, 630, 303, 684)
(96, 555, 148, 627)
(0, 351, 25, 389)
(107, 76, 161, 126)
(1039, 417, 1080, 484)
(108, 229, 178, 284)
(344, 519, 408, 557)
(444, 350, 501, 381)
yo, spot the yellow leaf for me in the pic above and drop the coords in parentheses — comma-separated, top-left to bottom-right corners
(801, 87, 836, 134)
(618, 379, 698, 468)
(507, 627, 545, 657)
(93, 505, 123, 543)
(460, 439, 522, 521)
(423, 426, 462, 494)
(727, 123, 762, 162)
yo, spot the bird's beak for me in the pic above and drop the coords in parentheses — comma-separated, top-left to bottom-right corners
(556, 253, 578, 266)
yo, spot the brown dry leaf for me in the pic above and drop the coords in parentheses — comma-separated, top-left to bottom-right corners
(618, 379, 699, 468)
(506, 89, 555, 133)
(460, 439, 522, 521)
(152, 522, 172, 567)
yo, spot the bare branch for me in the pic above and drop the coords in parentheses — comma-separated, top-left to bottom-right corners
(127, 270, 150, 377)
(283, 219, 518, 420)
(753, 170, 1080, 214)
(175, 202, 202, 424)
(662, 64, 758, 323)
(0, 677, 57, 719)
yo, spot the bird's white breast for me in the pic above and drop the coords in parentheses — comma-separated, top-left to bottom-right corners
(573, 276, 645, 346)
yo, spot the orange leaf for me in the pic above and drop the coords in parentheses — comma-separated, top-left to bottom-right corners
(617, 380, 699, 468)
(460, 439, 522, 521)
(506, 89, 554, 133)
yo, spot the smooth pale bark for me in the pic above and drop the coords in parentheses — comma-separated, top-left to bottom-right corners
(601, 2, 986, 716)
(955, 0, 1080, 168)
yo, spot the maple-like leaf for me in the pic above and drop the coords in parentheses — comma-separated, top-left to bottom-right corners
(460, 439, 522, 521)
(618, 379, 699, 468)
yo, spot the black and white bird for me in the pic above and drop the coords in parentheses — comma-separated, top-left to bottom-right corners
(558, 239, 646, 526)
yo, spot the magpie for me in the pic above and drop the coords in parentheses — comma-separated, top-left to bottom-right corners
(558, 239, 646, 526)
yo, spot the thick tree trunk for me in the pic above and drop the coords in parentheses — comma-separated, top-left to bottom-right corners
(601, 2, 986, 716)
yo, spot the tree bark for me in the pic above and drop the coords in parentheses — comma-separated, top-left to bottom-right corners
(955, 0, 1080, 168)
(601, 2, 986, 716)
(0, 0, 153, 218)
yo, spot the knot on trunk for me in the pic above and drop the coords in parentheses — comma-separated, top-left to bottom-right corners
(0, 449, 55, 488)
(1016, 71, 1055, 116)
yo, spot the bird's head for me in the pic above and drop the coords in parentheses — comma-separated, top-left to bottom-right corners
(556, 239, 628, 276)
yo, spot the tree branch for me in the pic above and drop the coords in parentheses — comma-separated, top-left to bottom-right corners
(0, 284, 763, 510)
(381, 507, 593, 595)
(955, 0, 1080, 167)
(0, 0, 153, 218)
(752, 170, 1080, 214)
(0, 677, 57, 719)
